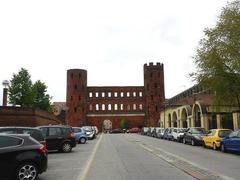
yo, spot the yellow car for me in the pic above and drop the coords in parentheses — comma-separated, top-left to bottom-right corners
(203, 129, 232, 150)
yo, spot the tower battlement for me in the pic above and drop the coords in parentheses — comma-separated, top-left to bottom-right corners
(144, 62, 163, 70)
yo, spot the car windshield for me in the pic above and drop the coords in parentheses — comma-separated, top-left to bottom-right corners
(218, 130, 232, 138)
(192, 128, 206, 134)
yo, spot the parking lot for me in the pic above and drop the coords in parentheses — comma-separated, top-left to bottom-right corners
(38, 137, 99, 180)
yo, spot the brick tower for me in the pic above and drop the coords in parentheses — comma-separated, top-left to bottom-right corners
(144, 62, 165, 127)
(66, 69, 87, 127)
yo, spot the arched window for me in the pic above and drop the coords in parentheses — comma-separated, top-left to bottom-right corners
(133, 92, 136, 97)
(108, 104, 112, 110)
(139, 92, 143, 97)
(120, 104, 124, 110)
(102, 92, 105, 97)
(114, 92, 118, 97)
(114, 104, 118, 110)
(102, 104, 105, 110)
(127, 92, 130, 97)
(89, 104, 93, 111)
(95, 92, 99, 97)
(108, 92, 111, 97)
(121, 92, 124, 97)
(96, 104, 99, 111)
(127, 105, 131, 110)
(133, 104, 136, 110)
(139, 104, 143, 110)
(89, 92, 92, 97)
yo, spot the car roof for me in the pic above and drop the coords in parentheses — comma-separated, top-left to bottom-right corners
(0, 126, 38, 130)
(0, 133, 30, 138)
(37, 125, 70, 128)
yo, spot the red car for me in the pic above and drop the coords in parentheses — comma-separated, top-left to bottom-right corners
(127, 127, 141, 133)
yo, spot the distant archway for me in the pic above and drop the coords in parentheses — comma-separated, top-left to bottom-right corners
(172, 112, 177, 127)
(181, 108, 188, 128)
(103, 119, 112, 132)
(168, 114, 171, 127)
(192, 103, 202, 127)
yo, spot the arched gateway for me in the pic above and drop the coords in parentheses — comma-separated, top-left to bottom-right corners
(103, 120, 112, 133)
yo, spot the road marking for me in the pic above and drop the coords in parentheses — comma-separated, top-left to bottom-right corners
(138, 143, 234, 180)
(79, 134, 103, 180)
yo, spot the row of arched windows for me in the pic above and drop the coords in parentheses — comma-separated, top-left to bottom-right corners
(89, 103, 143, 111)
(88, 91, 143, 98)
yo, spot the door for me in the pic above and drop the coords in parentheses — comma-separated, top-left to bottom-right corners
(47, 127, 64, 150)
(103, 120, 112, 132)
(0, 136, 22, 178)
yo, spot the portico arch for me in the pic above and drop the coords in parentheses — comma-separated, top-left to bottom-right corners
(172, 111, 177, 127)
(103, 119, 112, 132)
(168, 113, 171, 127)
(181, 108, 188, 128)
(192, 102, 204, 127)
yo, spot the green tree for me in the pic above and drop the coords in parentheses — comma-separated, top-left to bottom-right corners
(32, 80, 52, 111)
(192, 0, 240, 109)
(120, 119, 128, 129)
(9, 68, 33, 107)
(8, 68, 52, 111)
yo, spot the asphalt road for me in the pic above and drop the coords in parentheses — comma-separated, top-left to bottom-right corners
(38, 134, 240, 180)
(85, 134, 240, 180)
(38, 137, 98, 180)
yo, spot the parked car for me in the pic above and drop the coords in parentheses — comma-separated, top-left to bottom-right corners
(73, 127, 87, 144)
(37, 125, 76, 153)
(162, 128, 170, 140)
(203, 129, 232, 150)
(220, 129, 240, 153)
(110, 128, 124, 133)
(82, 126, 96, 140)
(172, 128, 187, 142)
(163, 128, 174, 140)
(92, 126, 99, 135)
(127, 127, 141, 133)
(147, 127, 155, 136)
(0, 126, 46, 148)
(152, 128, 161, 138)
(156, 128, 165, 139)
(0, 134, 47, 180)
(182, 127, 206, 146)
(142, 127, 149, 135)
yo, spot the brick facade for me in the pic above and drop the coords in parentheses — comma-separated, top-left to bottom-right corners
(66, 62, 165, 131)
(0, 107, 61, 127)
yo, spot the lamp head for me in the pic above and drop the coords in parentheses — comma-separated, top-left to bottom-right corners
(2, 80, 9, 88)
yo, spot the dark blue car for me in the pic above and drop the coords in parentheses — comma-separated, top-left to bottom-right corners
(221, 129, 240, 153)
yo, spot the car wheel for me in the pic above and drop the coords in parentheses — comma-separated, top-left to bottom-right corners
(191, 139, 195, 146)
(221, 144, 226, 153)
(62, 142, 72, 153)
(79, 137, 86, 144)
(213, 143, 217, 150)
(183, 138, 186, 144)
(16, 162, 38, 180)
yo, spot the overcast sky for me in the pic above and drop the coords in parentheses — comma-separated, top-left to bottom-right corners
(0, 0, 230, 104)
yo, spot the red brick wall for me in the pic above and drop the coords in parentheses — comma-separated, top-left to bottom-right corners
(66, 62, 165, 130)
(87, 115, 145, 131)
(0, 107, 61, 127)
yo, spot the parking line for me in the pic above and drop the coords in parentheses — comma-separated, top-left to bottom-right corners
(79, 134, 103, 180)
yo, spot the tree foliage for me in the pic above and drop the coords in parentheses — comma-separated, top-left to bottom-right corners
(192, 0, 240, 108)
(9, 68, 33, 107)
(32, 80, 52, 111)
(120, 119, 128, 129)
(8, 68, 52, 111)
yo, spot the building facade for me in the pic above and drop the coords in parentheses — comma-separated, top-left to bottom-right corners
(160, 85, 240, 130)
(66, 62, 165, 131)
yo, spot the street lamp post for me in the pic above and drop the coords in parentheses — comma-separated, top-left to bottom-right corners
(2, 80, 9, 106)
